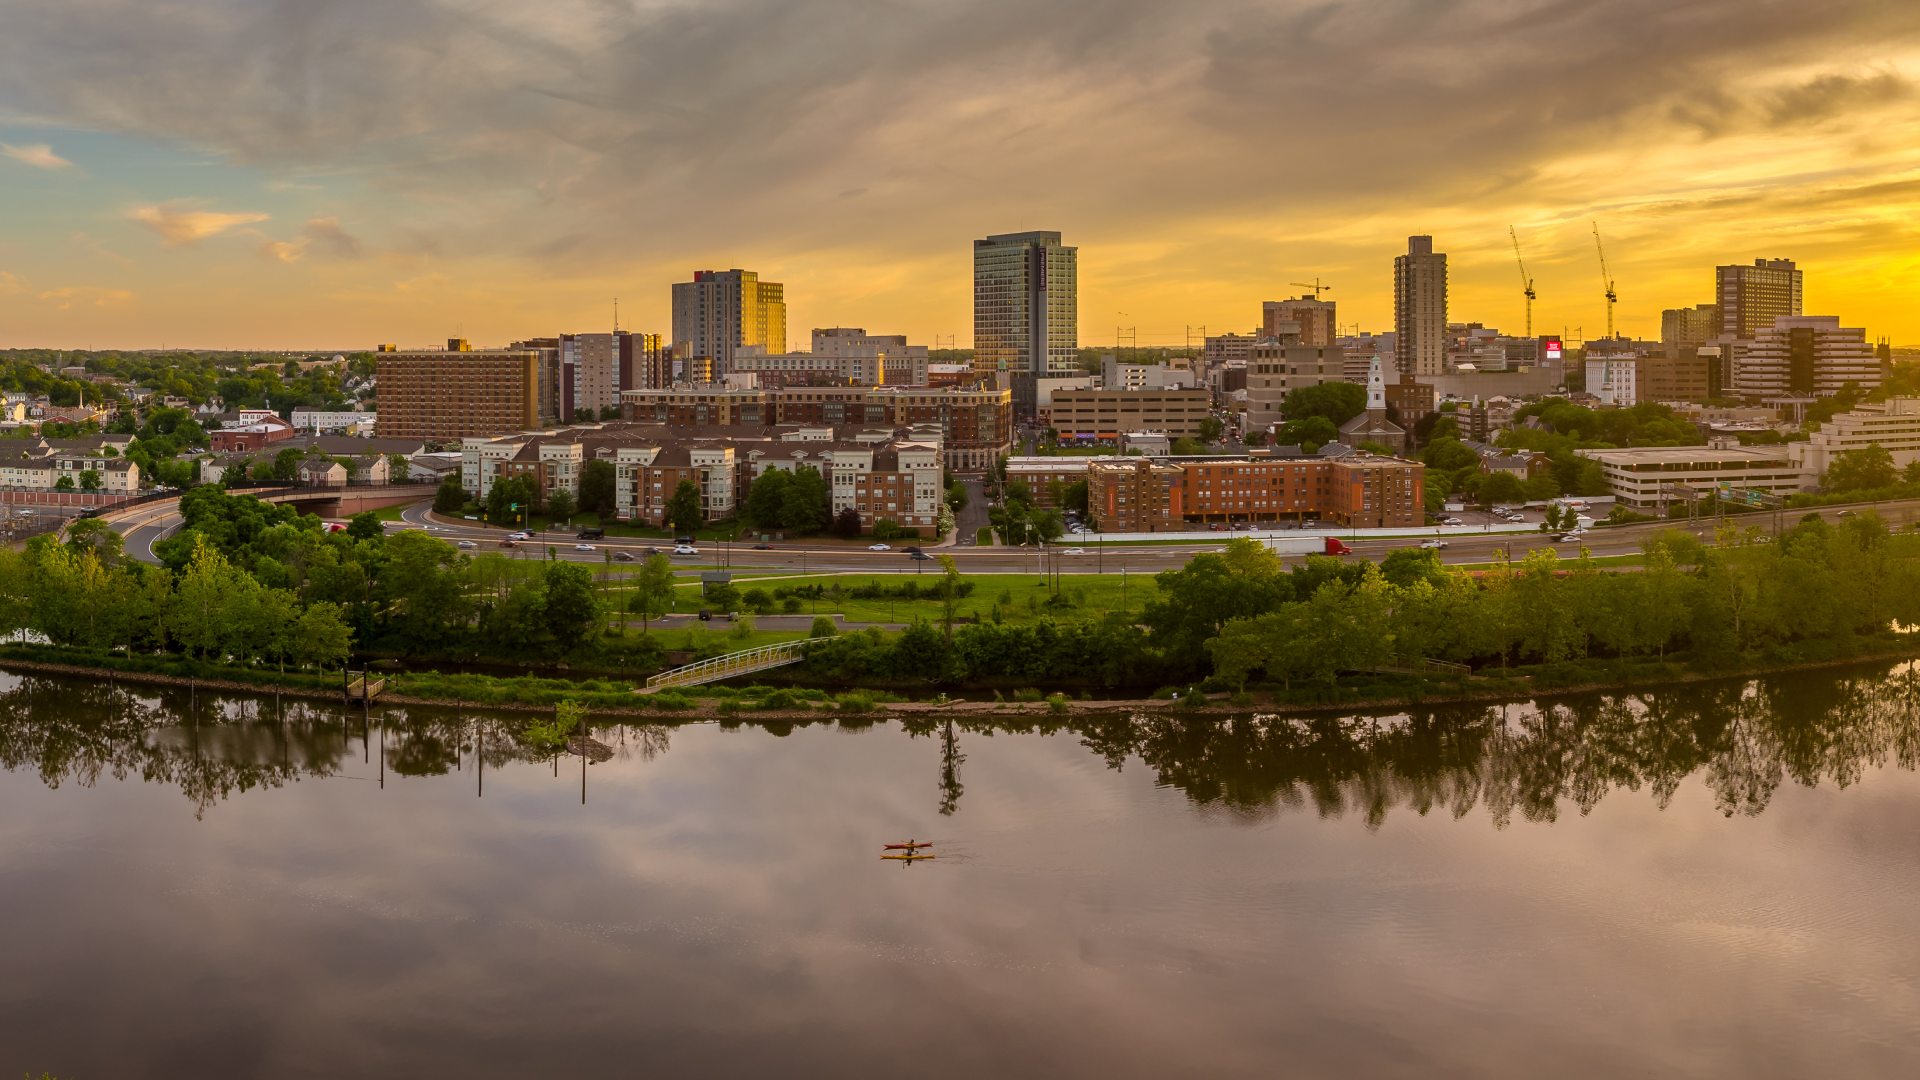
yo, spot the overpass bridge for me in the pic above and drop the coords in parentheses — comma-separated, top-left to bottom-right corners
(82, 482, 438, 559)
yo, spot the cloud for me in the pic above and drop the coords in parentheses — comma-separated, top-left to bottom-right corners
(36, 286, 134, 310)
(301, 217, 362, 258)
(0, 142, 73, 170)
(0, 270, 26, 294)
(258, 217, 364, 263)
(130, 202, 271, 245)
(4, 0, 1920, 343)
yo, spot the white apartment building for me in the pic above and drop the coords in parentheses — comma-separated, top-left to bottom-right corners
(1578, 446, 1810, 510)
(1793, 397, 1920, 479)
(1584, 356, 1641, 406)
(290, 408, 375, 435)
(1731, 315, 1880, 401)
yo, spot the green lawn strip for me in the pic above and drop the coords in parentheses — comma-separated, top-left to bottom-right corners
(676, 571, 1161, 625)
(1448, 552, 1645, 571)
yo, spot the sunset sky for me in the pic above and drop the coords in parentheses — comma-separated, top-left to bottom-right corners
(2, 0, 1918, 351)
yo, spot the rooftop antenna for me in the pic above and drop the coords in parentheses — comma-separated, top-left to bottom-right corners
(613, 297, 620, 333)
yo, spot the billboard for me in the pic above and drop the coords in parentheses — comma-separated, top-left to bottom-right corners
(1544, 339, 1563, 360)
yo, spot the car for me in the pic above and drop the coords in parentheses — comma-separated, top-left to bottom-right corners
(868, 542, 891, 551)
(752, 543, 773, 550)
(613, 550, 635, 562)
(1419, 539, 1448, 550)
(574, 543, 596, 552)
(908, 550, 934, 561)
(498, 539, 517, 548)
(1442, 517, 1463, 526)
(456, 540, 477, 549)
(1061, 548, 1086, 555)
(1556, 532, 1579, 542)
(463, 515, 478, 521)
(672, 544, 698, 556)
(903, 545, 923, 553)
(1838, 509, 1857, 517)
(641, 546, 660, 557)
(506, 531, 530, 540)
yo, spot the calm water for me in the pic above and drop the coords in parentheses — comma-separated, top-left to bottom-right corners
(3, 667, 1920, 1078)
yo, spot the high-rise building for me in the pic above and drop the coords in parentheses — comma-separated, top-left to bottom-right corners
(1731, 315, 1879, 401)
(811, 327, 931, 385)
(1262, 296, 1336, 346)
(376, 347, 543, 440)
(1394, 236, 1448, 377)
(1716, 259, 1801, 339)
(1661, 303, 1721, 348)
(973, 230, 1078, 419)
(671, 269, 787, 375)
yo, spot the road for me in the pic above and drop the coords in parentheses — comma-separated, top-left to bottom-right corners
(107, 494, 1920, 575)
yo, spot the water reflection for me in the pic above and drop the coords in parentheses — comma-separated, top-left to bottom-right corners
(3, 663, 1919, 826)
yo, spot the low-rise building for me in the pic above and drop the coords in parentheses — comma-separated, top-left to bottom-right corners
(1004, 457, 1092, 506)
(290, 408, 376, 435)
(1793, 397, 1920, 479)
(1048, 388, 1213, 440)
(1086, 452, 1424, 531)
(1577, 445, 1810, 510)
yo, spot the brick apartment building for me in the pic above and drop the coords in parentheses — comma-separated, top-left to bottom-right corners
(1087, 453, 1424, 531)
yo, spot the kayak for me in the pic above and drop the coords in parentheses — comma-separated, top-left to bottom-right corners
(881, 853, 936, 861)
(883, 841, 932, 850)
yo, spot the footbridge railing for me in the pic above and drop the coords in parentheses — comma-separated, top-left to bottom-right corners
(642, 639, 815, 692)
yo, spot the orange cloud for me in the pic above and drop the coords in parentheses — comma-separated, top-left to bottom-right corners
(0, 142, 73, 170)
(130, 203, 270, 245)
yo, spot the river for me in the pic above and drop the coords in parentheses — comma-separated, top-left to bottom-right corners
(2, 665, 1918, 1078)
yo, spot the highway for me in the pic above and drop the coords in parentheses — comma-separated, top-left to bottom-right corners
(105, 493, 1920, 575)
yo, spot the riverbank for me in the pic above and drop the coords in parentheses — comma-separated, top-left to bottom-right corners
(5, 635, 1919, 721)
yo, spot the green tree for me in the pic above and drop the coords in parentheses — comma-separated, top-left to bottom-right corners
(543, 561, 600, 653)
(1144, 539, 1293, 672)
(54, 474, 75, 492)
(168, 535, 240, 659)
(291, 601, 354, 671)
(780, 466, 830, 535)
(273, 446, 303, 481)
(1197, 415, 1225, 443)
(666, 479, 704, 536)
(628, 554, 676, 632)
(433, 474, 467, 514)
(487, 475, 536, 528)
(578, 459, 617, 518)
(944, 480, 969, 514)
(744, 468, 791, 532)
(346, 510, 383, 541)
(1273, 416, 1340, 452)
(1280, 382, 1367, 426)
(78, 468, 102, 492)
(545, 487, 577, 525)
(1824, 443, 1897, 493)
(1478, 471, 1526, 506)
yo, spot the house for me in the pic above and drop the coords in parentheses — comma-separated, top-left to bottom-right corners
(297, 458, 348, 487)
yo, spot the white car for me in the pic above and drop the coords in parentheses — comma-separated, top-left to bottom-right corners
(1062, 548, 1086, 555)
(672, 544, 698, 556)
(507, 531, 530, 540)
(1442, 517, 1463, 526)
(868, 543, 891, 551)
(1419, 539, 1448, 550)
(456, 540, 477, 549)
(574, 543, 595, 552)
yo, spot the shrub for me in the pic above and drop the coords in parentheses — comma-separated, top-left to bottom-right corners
(743, 587, 773, 614)
(1012, 687, 1045, 702)
(730, 615, 755, 639)
(781, 597, 803, 614)
(835, 690, 877, 713)
(809, 616, 838, 638)
(1045, 692, 1068, 715)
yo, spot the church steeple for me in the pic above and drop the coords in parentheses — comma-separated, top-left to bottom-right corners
(1366, 356, 1386, 411)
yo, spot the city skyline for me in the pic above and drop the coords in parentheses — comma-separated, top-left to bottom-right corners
(2, 0, 1919, 349)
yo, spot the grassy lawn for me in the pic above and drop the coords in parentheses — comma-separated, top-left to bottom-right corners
(974, 526, 994, 546)
(370, 504, 409, 522)
(679, 571, 1161, 625)
(1450, 552, 1646, 571)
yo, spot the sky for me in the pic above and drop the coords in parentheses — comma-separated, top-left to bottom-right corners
(1, 0, 1918, 352)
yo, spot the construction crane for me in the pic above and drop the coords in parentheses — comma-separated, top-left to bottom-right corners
(1289, 278, 1333, 299)
(1509, 226, 1536, 338)
(1592, 221, 1618, 341)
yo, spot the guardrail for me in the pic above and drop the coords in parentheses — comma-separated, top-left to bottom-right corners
(642, 639, 813, 692)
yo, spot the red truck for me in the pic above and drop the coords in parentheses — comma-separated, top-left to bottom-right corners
(1323, 537, 1353, 555)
